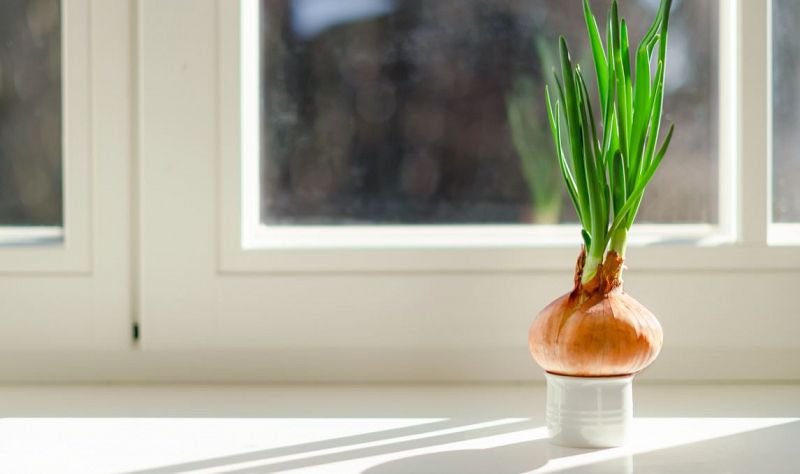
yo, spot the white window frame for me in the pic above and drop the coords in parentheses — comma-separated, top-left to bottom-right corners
(766, 0, 800, 245)
(0, 0, 92, 273)
(0, 0, 134, 354)
(129, 0, 800, 382)
(216, 0, 799, 274)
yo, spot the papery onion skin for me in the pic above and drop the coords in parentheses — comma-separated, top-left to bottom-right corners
(528, 250, 663, 377)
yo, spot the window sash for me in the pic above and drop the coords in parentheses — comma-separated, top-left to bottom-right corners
(0, 0, 133, 353)
(219, 0, 778, 273)
(0, 0, 92, 273)
(135, 0, 799, 382)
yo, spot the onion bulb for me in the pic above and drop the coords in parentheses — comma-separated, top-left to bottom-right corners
(528, 249, 663, 377)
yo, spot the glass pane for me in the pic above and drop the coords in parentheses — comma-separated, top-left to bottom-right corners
(773, 0, 800, 223)
(0, 0, 62, 226)
(258, 0, 718, 225)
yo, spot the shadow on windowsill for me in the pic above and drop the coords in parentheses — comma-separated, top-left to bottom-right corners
(125, 420, 800, 473)
(125, 418, 544, 474)
(364, 420, 800, 474)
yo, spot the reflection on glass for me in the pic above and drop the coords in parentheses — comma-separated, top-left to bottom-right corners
(259, 0, 718, 225)
(773, 0, 800, 223)
(0, 0, 62, 226)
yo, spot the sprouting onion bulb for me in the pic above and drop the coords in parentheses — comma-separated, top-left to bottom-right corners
(529, 0, 673, 377)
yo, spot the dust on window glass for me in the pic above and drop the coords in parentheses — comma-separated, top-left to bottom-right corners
(773, 0, 800, 223)
(0, 0, 62, 226)
(259, 0, 718, 225)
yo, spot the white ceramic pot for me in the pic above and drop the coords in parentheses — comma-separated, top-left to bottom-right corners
(545, 372, 633, 448)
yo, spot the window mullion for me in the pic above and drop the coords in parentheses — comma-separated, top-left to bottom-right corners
(737, 0, 770, 246)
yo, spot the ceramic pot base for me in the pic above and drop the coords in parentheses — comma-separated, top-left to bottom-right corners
(545, 372, 633, 448)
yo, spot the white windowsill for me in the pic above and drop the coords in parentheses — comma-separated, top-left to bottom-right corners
(2, 383, 797, 473)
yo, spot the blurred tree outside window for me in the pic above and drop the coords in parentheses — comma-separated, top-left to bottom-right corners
(773, 0, 800, 223)
(259, 0, 719, 226)
(0, 0, 62, 226)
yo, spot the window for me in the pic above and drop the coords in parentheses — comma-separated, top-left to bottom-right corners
(0, 0, 62, 242)
(0, 0, 132, 354)
(772, 0, 800, 225)
(0, 0, 792, 382)
(35, 0, 794, 382)
(250, 0, 721, 232)
(0, 0, 91, 270)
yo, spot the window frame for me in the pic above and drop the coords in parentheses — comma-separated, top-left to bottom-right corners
(0, 0, 92, 273)
(216, 0, 793, 274)
(134, 0, 800, 382)
(0, 0, 134, 353)
(766, 0, 800, 242)
(0, 0, 794, 382)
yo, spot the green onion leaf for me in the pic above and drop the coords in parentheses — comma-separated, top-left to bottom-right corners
(539, 0, 674, 268)
(583, 0, 608, 115)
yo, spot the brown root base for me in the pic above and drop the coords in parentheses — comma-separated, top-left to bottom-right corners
(572, 246, 625, 297)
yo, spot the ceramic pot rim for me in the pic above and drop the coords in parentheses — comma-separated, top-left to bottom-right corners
(545, 372, 634, 387)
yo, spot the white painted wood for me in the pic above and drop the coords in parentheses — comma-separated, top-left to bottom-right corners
(739, 0, 770, 245)
(0, 343, 797, 382)
(767, 0, 785, 245)
(0, 0, 92, 273)
(0, 227, 63, 246)
(0, 0, 133, 351)
(717, 0, 738, 239)
(220, 225, 800, 273)
(138, 269, 800, 380)
(87, 0, 136, 350)
(0, 0, 785, 381)
(769, 223, 800, 245)
(139, 0, 220, 350)
(135, 0, 800, 382)
(219, 1, 757, 274)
